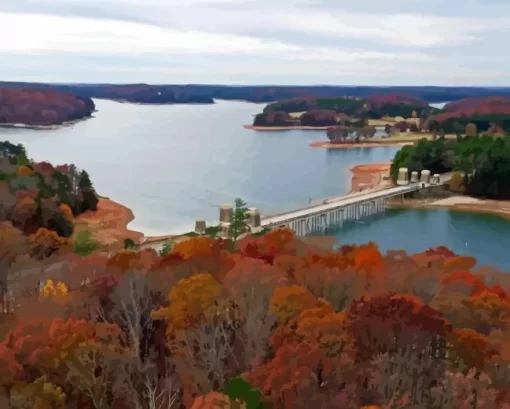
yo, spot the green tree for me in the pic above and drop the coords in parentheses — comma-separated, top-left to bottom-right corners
(225, 377, 263, 409)
(159, 241, 173, 256)
(78, 170, 92, 189)
(124, 238, 136, 249)
(230, 198, 249, 242)
(73, 230, 100, 256)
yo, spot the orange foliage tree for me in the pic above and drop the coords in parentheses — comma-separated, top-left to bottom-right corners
(28, 227, 71, 259)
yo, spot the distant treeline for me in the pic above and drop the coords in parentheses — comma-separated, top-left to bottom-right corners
(4, 82, 510, 104)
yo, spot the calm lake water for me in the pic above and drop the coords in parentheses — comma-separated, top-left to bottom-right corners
(1, 99, 509, 270)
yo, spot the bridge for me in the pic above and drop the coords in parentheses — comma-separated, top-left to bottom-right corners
(141, 168, 456, 251)
(258, 171, 455, 236)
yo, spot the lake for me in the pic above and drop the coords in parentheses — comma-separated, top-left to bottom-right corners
(1, 99, 509, 270)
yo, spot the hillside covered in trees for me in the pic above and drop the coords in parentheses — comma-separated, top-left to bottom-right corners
(0, 141, 99, 262)
(0, 88, 95, 126)
(4, 82, 510, 104)
(391, 135, 510, 199)
(427, 97, 510, 134)
(2, 223, 510, 409)
(252, 94, 438, 128)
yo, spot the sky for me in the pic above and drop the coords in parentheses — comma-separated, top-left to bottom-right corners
(0, 0, 509, 85)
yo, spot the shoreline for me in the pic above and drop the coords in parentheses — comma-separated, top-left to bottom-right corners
(0, 115, 94, 130)
(73, 198, 174, 251)
(244, 124, 329, 131)
(310, 141, 413, 149)
(389, 197, 510, 222)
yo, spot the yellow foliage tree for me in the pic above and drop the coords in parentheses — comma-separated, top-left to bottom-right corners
(152, 273, 221, 329)
(448, 171, 465, 194)
(41, 280, 69, 298)
(269, 286, 318, 323)
(173, 236, 215, 259)
(17, 165, 34, 176)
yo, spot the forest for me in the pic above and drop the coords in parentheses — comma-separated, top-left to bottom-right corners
(391, 135, 510, 199)
(426, 98, 510, 134)
(253, 95, 438, 127)
(2, 221, 510, 409)
(2, 144, 510, 409)
(0, 140, 98, 250)
(0, 89, 95, 126)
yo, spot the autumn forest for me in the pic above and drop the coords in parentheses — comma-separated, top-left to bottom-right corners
(0, 139, 509, 409)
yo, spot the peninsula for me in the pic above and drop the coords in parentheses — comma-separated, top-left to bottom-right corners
(0, 88, 95, 128)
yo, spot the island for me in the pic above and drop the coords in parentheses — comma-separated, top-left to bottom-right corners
(0, 88, 95, 128)
(246, 94, 436, 141)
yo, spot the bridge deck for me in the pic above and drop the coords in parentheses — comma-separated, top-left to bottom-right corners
(261, 172, 455, 227)
(261, 184, 418, 227)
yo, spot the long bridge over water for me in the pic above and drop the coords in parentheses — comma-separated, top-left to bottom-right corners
(141, 169, 456, 251)
(210, 168, 455, 238)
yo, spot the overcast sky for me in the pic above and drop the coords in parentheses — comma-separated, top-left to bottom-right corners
(0, 0, 509, 85)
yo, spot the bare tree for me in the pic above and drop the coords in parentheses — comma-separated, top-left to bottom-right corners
(174, 318, 234, 395)
(229, 282, 276, 370)
(100, 273, 181, 409)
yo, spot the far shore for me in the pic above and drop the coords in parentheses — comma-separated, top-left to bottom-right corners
(0, 115, 94, 130)
(310, 141, 414, 149)
(244, 124, 329, 131)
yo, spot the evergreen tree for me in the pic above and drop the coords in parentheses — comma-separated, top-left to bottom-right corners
(230, 198, 249, 241)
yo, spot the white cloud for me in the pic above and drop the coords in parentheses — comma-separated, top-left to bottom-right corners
(0, 12, 431, 64)
(1, 0, 510, 85)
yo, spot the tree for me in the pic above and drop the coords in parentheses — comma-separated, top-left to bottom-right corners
(73, 230, 100, 256)
(28, 227, 71, 260)
(152, 273, 221, 330)
(124, 238, 136, 249)
(225, 377, 263, 409)
(448, 171, 465, 193)
(230, 198, 249, 241)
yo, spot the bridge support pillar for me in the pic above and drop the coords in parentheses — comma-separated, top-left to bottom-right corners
(219, 204, 233, 223)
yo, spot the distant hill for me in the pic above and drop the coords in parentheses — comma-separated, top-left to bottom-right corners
(3, 82, 510, 104)
(0, 88, 95, 127)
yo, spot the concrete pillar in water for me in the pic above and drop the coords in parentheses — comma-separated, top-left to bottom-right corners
(397, 167, 409, 185)
(420, 169, 431, 184)
(219, 204, 233, 223)
(247, 207, 261, 230)
(432, 174, 441, 184)
(195, 219, 206, 234)
(220, 222, 231, 239)
(410, 171, 419, 183)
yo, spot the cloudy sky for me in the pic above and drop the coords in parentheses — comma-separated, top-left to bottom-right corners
(0, 0, 509, 85)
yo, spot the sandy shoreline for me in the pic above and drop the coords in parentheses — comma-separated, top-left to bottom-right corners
(310, 141, 413, 149)
(389, 196, 510, 222)
(244, 124, 329, 131)
(73, 198, 174, 250)
(0, 115, 94, 130)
